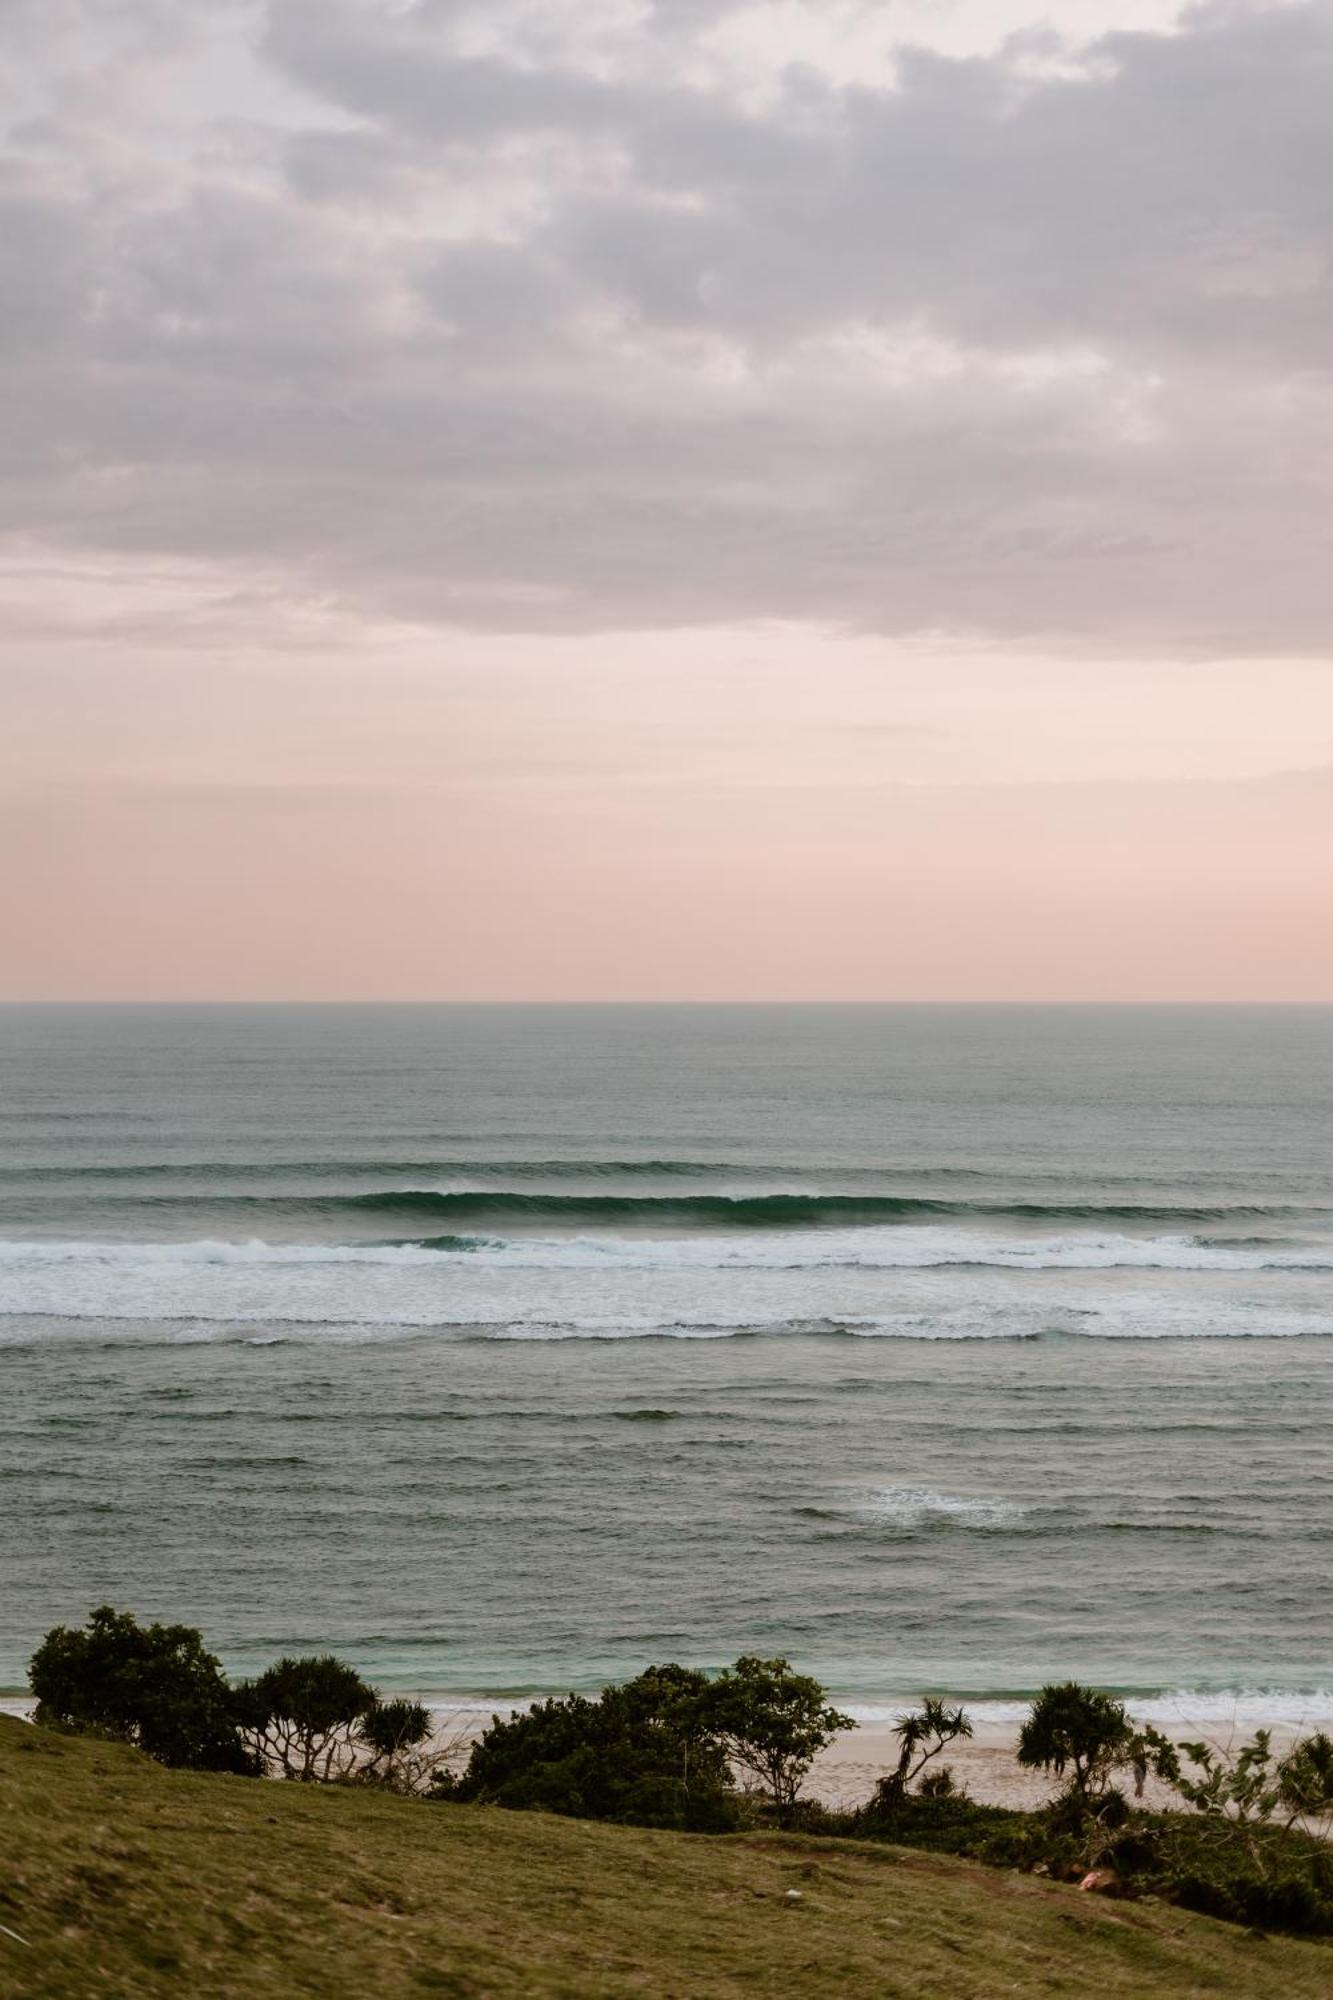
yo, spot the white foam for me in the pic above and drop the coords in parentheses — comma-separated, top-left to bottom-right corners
(841, 1690, 1333, 1731)
(0, 1226, 1330, 1275)
(0, 1238, 454, 1268)
(422, 1226, 1333, 1274)
(855, 1486, 1029, 1530)
(10, 1688, 1327, 1743)
(2, 1233, 1332, 1341)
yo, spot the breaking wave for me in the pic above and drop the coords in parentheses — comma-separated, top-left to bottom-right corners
(800, 1487, 1032, 1532)
(0, 1227, 1330, 1274)
(69, 1188, 1309, 1230)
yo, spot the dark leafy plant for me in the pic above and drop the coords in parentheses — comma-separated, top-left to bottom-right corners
(1017, 1683, 1174, 1806)
(235, 1654, 377, 1782)
(854, 1786, 1031, 1853)
(358, 1698, 434, 1792)
(878, 1698, 973, 1805)
(918, 1765, 957, 1798)
(1278, 1732, 1333, 1823)
(450, 1664, 737, 1830)
(29, 1605, 251, 1773)
(704, 1655, 853, 1826)
(1172, 1730, 1283, 1827)
(1134, 1811, 1333, 1934)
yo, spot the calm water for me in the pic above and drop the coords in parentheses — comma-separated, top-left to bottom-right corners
(2, 1004, 1331, 1710)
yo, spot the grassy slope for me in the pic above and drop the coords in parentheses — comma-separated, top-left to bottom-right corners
(1, 1718, 1329, 2000)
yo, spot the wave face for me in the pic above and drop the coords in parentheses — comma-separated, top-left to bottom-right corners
(73, 1186, 1309, 1229)
(4, 1001, 1333, 1703)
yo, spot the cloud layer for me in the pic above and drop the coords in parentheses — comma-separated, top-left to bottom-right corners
(4, 0, 1333, 649)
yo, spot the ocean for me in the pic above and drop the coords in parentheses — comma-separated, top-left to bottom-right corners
(2, 1003, 1331, 1718)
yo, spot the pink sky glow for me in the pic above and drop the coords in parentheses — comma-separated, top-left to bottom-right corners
(5, 1, 1333, 998)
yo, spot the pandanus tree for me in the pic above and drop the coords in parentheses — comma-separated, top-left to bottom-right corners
(1017, 1682, 1176, 1806)
(358, 1697, 435, 1791)
(880, 1698, 974, 1803)
(1018, 1683, 1131, 1801)
(235, 1654, 379, 1782)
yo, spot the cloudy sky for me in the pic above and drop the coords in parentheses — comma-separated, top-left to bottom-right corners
(4, 0, 1332, 998)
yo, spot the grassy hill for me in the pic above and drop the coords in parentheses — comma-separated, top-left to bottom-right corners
(1, 1716, 1329, 1999)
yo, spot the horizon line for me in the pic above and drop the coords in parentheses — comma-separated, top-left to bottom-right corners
(3, 998, 1332, 1010)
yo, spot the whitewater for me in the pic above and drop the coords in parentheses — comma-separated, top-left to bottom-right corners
(3, 1002, 1332, 1707)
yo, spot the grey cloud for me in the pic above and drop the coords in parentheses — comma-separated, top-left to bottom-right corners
(263, 0, 629, 142)
(2, 0, 1333, 649)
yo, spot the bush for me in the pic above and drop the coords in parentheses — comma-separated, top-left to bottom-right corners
(452, 1665, 737, 1830)
(1170, 1729, 1286, 1824)
(29, 1605, 251, 1773)
(877, 1698, 972, 1805)
(235, 1654, 378, 1782)
(358, 1698, 435, 1792)
(1016, 1682, 1174, 1804)
(1280, 1731, 1333, 1820)
(918, 1765, 957, 1799)
(704, 1655, 853, 1826)
(1130, 1815, 1333, 1935)
(854, 1786, 1029, 1856)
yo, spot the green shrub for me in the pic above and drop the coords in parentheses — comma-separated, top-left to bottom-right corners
(704, 1655, 853, 1826)
(29, 1605, 252, 1774)
(235, 1654, 378, 1782)
(1280, 1732, 1333, 1819)
(1133, 1816, 1333, 1935)
(451, 1665, 737, 1831)
(854, 1787, 1030, 1856)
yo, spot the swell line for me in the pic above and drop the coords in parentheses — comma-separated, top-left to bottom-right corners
(64, 1189, 1305, 1230)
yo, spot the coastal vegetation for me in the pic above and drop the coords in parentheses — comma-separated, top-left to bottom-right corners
(6, 1713, 1333, 2000)
(17, 1606, 1333, 1964)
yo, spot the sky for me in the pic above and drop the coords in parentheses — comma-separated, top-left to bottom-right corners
(3, 0, 1332, 1000)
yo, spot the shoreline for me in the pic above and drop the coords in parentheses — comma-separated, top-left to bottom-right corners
(10, 1690, 1325, 1813)
(411, 1696, 1329, 1812)
(809, 1712, 1317, 1811)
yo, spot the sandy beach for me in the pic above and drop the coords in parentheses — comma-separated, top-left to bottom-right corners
(411, 1696, 1327, 1814)
(5, 1693, 1324, 1817)
(807, 1713, 1316, 1813)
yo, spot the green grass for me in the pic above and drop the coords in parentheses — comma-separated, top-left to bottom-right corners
(1, 1717, 1330, 1999)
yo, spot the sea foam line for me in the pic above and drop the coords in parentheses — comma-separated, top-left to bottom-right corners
(0, 1228, 1330, 1273)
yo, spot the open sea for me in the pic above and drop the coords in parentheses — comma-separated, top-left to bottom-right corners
(2, 1003, 1331, 1719)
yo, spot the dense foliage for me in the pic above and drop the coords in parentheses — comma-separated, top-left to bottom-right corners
(26, 1612, 1333, 1940)
(235, 1654, 379, 1782)
(448, 1665, 737, 1829)
(450, 1656, 853, 1828)
(29, 1605, 253, 1774)
(29, 1609, 433, 1788)
(704, 1655, 854, 1826)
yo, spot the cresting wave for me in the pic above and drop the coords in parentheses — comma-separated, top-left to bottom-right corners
(55, 1188, 1309, 1228)
(1, 1229, 1329, 1272)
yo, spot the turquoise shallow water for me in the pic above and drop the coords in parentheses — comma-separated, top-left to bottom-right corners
(2, 1004, 1331, 1703)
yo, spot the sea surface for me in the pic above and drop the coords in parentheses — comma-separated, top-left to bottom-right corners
(2, 1003, 1331, 1715)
